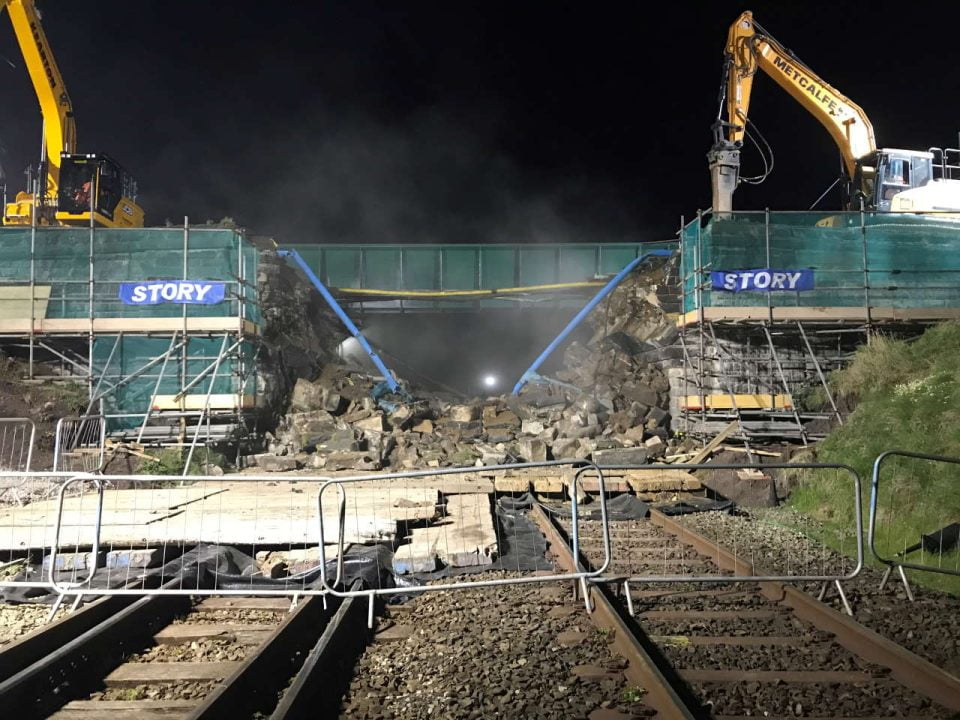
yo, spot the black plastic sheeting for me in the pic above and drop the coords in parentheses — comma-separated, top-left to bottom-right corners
(899, 522, 960, 556)
(657, 499, 736, 516)
(511, 493, 652, 521)
(0, 543, 393, 605)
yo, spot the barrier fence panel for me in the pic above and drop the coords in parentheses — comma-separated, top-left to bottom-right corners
(0, 471, 92, 592)
(577, 463, 864, 615)
(53, 415, 106, 473)
(318, 461, 611, 622)
(46, 474, 339, 599)
(870, 450, 960, 600)
(0, 418, 35, 472)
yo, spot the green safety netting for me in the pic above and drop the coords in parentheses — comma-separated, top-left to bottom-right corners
(0, 227, 259, 323)
(681, 212, 960, 312)
(93, 336, 257, 430)
(0, 227, 259, 427)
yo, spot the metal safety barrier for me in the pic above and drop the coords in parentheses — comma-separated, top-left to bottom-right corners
(318, 460, 611, 625)
(576, 462, 864, 615)
(0, 417, 36, 473)
(53, 415, 106, 473)
(43, 473, 341, 599)
(870, 450, 960, 600)
(0, 471, 95, 594)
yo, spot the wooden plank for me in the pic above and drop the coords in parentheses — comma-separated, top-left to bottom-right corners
(641, 610, 777, 620)
(0, 285, 50, 320)
(150, 394, 255, 411)
(681, 669, 874, 684)
(720, 446, 781, 457)
(0, 317, 259, 335)
(622, 469, 702, 493)
(105, 661, 239, 686)
(651, 635, 803, 647)
(195, 598, 290, 611)
(682, 394, 792, 410)
(677, 305, 960, 328)
(50, 700, 194, 719)
(688, 421, 737, 464)
(153, 624, 275, 645)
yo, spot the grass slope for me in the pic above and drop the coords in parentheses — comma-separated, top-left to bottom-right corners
(789, 322, 960, 595)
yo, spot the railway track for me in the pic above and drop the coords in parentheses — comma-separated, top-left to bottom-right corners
(2, 502, 958, 719)
(543, 507, 960, 719)
(0, 580, 367, 719)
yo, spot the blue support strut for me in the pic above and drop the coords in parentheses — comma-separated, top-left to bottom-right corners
(511, 250, 673, 396)
(277, 249, 399, 392)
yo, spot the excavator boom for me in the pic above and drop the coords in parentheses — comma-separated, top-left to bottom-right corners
(1, 0, 76, 198)
(710, 10, 960, 215)
(722, 11, 875, 179)
(1, 0, 143, 227)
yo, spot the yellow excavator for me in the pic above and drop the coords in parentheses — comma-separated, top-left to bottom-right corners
(709, 10, 960, 215)
(1, 0, 143, 227)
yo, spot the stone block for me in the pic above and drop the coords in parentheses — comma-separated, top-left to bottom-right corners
(321, 390, 345, 414)
(646, 406, 669, 427)
(551, 438, 580, 459)
(592, 447, 649, 466)
(623, 426, 646, 443)
(520, 419, 545, 436)
(411, 418, 434, 434)
(517, 437, 547, 463)
(353, 414, 385, 433)
(643, 435, 666, 458)
(106, 548, 165, 570)
(622, 384, 659, 407)
(43, 551, 105, 572)
(448, 404, 479, 422)
(484, 410, 520, 431)
(254, 453, 298, 472)
(392, 543, 437, 574)
(289, 378, 323, 412)
(324, 451, 379, 470)
(387, 404, 414, 429)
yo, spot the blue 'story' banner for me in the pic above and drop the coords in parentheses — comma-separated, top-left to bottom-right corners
(711, 269, 814, 293)
(119, 281, 226, 305)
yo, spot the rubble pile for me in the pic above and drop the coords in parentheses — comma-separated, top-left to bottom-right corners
(254, 258, 683, 472)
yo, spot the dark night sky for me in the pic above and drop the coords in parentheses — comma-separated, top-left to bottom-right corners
(1, 1, 958, 244)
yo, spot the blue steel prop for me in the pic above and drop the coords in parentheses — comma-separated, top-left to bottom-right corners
(277, 250, 399, 392)
(512, 250, 673, 396)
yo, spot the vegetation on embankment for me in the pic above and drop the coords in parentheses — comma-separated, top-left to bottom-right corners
(787, 322, 960, 594)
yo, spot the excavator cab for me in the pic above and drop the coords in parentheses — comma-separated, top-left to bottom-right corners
(849, 150, 934, 211)
(56, 153, 144, 228)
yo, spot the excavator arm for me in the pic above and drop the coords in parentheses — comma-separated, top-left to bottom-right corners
(721, 11, 875, 179)
(1, 0, 143, 227)
(709, 10, 883, 212)
(1, 0, 76, 202)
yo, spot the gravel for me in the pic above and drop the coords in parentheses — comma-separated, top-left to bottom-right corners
(0, 602, 66, 647)
(339, 571, 656, 719)
(679, 510, 960, 675)
(132, 637, 248, 663)
(93, 681, 220, 702)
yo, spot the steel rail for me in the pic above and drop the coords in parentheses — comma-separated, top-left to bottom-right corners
(0, 576, 193, 717)
(269, 583, 368, 719)
(529, 504, 700, 720)
(187, 585, 353, 719)
(650, 509, 960, 711)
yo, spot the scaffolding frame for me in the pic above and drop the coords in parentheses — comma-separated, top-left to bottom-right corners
(676, 209, 948, 443)
(0, 218, 261, 449)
